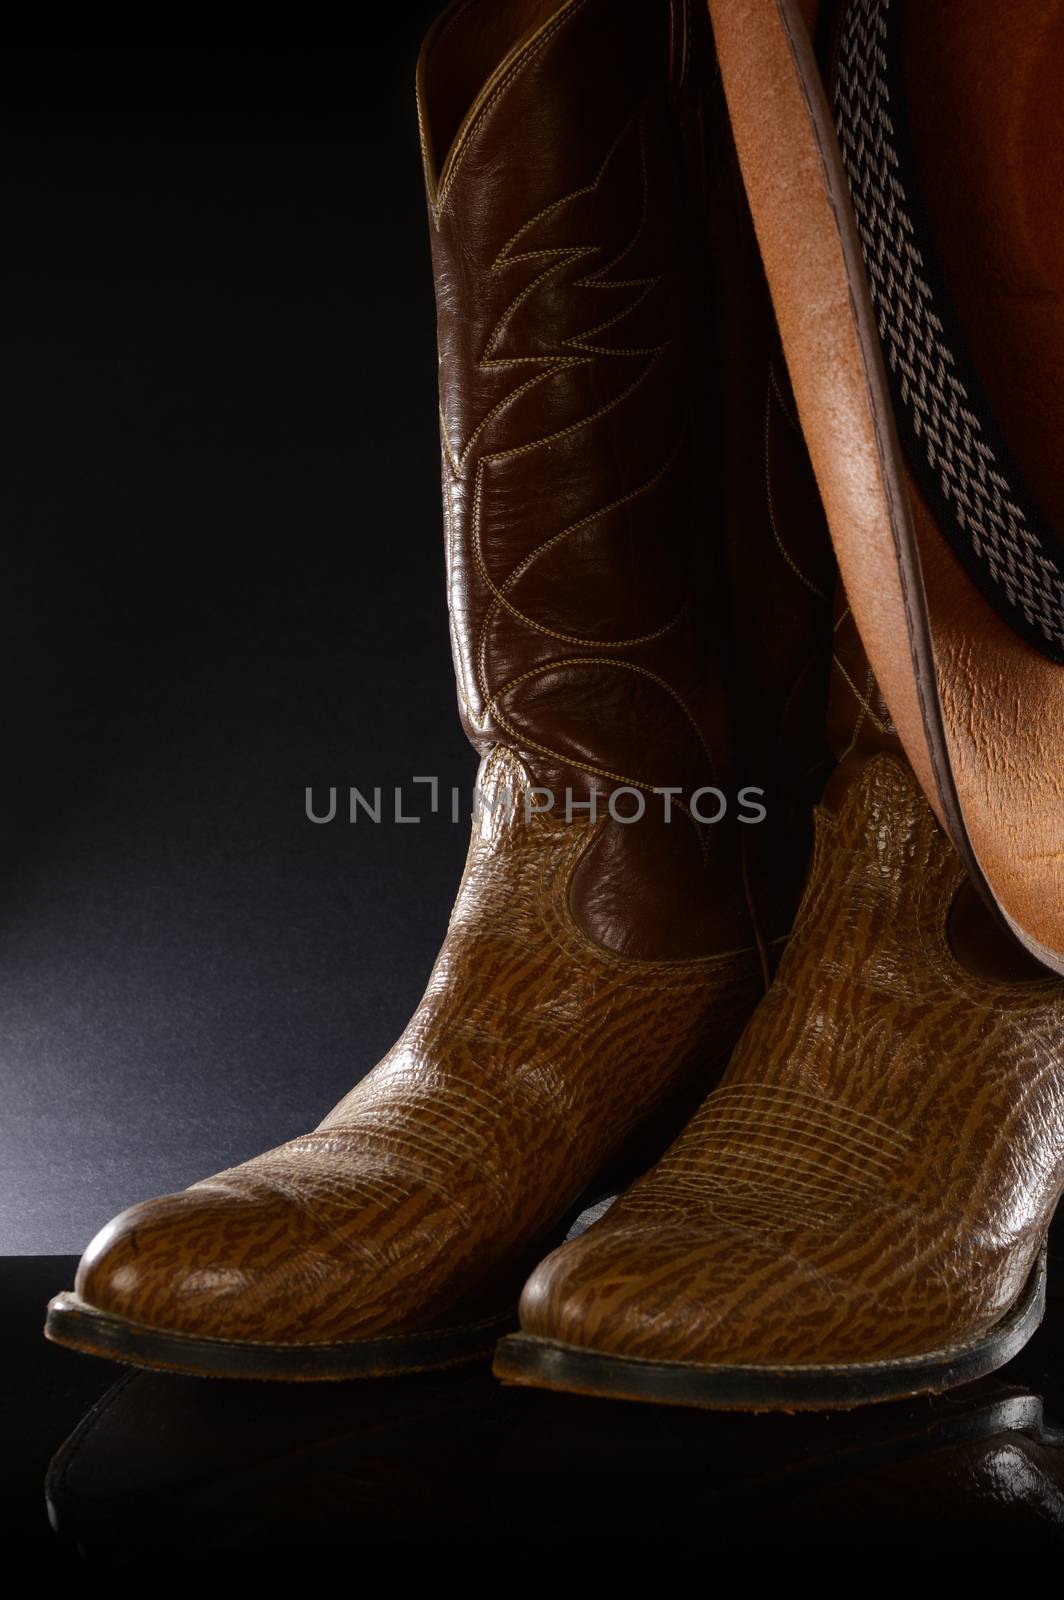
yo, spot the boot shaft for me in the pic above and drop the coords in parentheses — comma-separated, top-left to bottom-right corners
(417, 0, 729, 813)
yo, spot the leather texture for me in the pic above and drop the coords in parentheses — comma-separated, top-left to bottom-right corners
(504, 0, 1064, 1402)
(65, 0, 786, 1357)
(707, 0, 1064, 976)
(517, 735, 1064, 1372)
(421, 0, 762, 964)
(77, 746, 759, 1345)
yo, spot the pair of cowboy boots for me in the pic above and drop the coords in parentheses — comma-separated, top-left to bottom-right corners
(47, 0, 1064, 1412)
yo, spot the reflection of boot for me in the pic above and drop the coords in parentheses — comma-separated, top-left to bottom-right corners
(497, 611, 1064, 1407)
(44, 0, 799, 1382)
(43, 1361, 1064, 1554)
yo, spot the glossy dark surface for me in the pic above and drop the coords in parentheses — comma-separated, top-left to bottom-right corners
(7, 1250, 1064, 1558)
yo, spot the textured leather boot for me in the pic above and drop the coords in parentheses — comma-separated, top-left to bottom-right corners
(496, 609, 1064, 1408)
(494, 0, 1064, 1412)
(45, 0, 800, 1381)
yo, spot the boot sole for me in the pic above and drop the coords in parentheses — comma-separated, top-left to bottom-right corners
(41, 1184, 627, 1380)
(492, 1239, 1048, 1412)
(44, 1291, 512, 1382)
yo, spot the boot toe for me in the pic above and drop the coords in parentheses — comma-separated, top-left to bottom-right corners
(518, 1215, 896, 1370)
(74, 1180, 359, 1343)
(72, 1153, 477, 1346)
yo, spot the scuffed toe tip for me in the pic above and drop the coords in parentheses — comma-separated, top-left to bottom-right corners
(73, 1189, 264, 1338)
(68, 1164, 482, 1349)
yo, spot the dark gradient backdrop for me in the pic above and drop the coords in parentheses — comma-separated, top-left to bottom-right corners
(0, 25, 470, 1252)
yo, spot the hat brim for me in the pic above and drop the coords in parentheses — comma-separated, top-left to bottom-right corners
(710, 0, 1064, 974)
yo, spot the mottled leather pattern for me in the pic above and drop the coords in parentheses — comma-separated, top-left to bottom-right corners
(69, 0, 768, 1354)
(518, 753, 1064, 1366)
(78, 748, 760, 1343)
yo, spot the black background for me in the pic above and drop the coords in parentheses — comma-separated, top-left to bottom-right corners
(0, 22, 467, 1254)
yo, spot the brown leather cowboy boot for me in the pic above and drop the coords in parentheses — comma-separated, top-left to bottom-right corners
(494, 0, 1064, 1414)
(496, 607, 1064, 1408)
(44, 0, 805, 1382)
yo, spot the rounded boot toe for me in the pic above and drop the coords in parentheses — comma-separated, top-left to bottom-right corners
(517, 1214, 897, 1371)
(74, 1181, 348, 1344)
(71, 1158, 472, 1347)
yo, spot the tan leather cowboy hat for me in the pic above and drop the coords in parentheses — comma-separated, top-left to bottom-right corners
(709, 0, 1064, 974)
